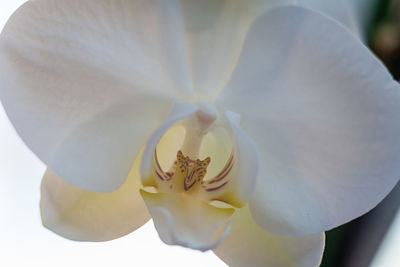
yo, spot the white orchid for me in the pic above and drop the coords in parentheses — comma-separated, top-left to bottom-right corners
(1, 1, 400, 266)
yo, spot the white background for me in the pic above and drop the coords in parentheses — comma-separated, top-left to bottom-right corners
(0, 1, 226, 266)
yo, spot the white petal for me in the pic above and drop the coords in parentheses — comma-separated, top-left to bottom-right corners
(0, 0, 192, 191)
(224, 111, 258, 204)
(217, 6, 400, 235)
(297, 0, 362, 37)
(198, 111, 259, 207)
(140, 190, 234, 251)
(181, 0, 294, 99)
(140, 101, 197, 185)
(41, 156, 150, 241)
(214, 207, 325, 267)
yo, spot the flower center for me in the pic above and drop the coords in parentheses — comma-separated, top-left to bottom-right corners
(152, 138, 234, 198)
(141, 101, 248, 208)
(152, 149, 212, 192)
(177, 150, 211, 191)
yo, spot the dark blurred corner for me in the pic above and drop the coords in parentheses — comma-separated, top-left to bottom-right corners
(321, 1, 400, 266)
(321, 183, 400, 267)
(369, 0, 400, 79)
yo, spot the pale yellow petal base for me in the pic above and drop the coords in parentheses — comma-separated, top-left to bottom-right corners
(40, 156, 150, 242)
(214, 206, 325, 267)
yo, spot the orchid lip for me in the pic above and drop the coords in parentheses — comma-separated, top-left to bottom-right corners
(137, 101, 259, 250)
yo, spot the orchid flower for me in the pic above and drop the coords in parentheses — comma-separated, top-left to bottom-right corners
(1, 1, 400, 267)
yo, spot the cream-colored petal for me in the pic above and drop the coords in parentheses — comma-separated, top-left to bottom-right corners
(181, 0, 294, 99)
(214, 206, 325, 267)
(0, 0, 192, 192)
(41, 154, 150, 241)
(140, 190, 234, 251)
